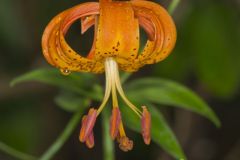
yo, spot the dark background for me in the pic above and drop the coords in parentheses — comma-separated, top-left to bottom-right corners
(0, 0, 240, 160)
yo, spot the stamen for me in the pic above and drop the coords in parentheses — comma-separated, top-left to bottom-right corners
(118, 121, 126, 137)
(110, 59, 118, 107)
(117, 120, 134, 152)
(86, 131, 95, 148)
(141, 106, 151, 145)
(117, 136, 133, 152)
(79, 108, 97, 142)
(109, 58, 142, 117)
(79, 115, 87, 142)
(110, 108, 121, 139)
(97, 59, 112, 115)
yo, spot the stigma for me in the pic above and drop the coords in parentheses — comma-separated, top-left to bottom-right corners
(79, 58, 151, 151)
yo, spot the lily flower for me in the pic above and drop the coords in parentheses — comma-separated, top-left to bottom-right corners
(42, 0, 176, 151)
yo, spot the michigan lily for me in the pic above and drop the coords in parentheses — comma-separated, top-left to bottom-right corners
(42, 0, 176, 151)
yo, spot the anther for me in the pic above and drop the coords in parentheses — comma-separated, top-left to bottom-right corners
(79, 108, 97, 142)
(141, 106, 151, 145)
(86, 131, 95, 148)
(117, 136, 133, 152)
(110, 107, 122, 139)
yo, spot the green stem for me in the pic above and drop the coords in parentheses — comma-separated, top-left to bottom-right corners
(168, 0, 180, 14)
(0, 141, 37, 160)
(102, 110, 115, 160)
(39, 110, 82, 160)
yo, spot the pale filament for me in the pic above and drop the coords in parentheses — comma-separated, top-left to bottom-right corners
(97, 57, 142, 118)
(96, 58, 112, 115)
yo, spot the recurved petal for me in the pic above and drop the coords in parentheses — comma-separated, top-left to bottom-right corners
(138, 16, 155, 41)
(42, 11, 68, 66)
(141, 106, 151, 145)
(81, 15, 95, 34)
(42, 2, 105, 73)
(131, 0, 177, 65)
(110, 107, 122, 139)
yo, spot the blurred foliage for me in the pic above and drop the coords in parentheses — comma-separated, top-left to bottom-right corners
(154, 0, 240, 99)
(10, 68, 220, 159)
(126, 78, 220, 127)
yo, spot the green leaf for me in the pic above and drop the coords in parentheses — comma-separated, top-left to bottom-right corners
(186, 4, 240, 98)
(10, 68, 101, 100)
(121, 105, 186, 160)
(126, 78, 220, 127)
(54, 92, 90, 112)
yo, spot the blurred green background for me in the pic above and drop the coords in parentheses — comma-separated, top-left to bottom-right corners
(0, 0, 240, 160)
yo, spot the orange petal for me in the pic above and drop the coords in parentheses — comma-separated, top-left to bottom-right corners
(141, 106, 151, 145)
(138, 16, 155, 41)
(42, 2, 105, 73)
(42, 11, 67, 66)
(81, 15, 95, 34)
(95, 1, 140, 64)
(110, 108, 122, 139)
(132, 0, 177, 64)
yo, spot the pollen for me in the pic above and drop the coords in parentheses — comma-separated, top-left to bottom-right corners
(118, 136, 134, 152)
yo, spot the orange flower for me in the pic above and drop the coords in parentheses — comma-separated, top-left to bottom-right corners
(42, 0, 176, 151)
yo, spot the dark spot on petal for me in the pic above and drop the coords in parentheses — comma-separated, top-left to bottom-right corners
(117, 41, 120, 47)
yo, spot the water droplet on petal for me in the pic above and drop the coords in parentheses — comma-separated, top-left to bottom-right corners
(60, 69, 71, 76)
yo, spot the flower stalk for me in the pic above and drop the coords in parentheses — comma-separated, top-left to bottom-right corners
(40, 110, 82, 160)
(102, 109, 115, 160)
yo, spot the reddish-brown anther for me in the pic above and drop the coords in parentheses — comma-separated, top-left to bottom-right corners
(141, 106, 151, 145)
(86, 131, 95, 148)
(79, 115, 87, 142)
(110, 107, 122, 139)
(79, 108, 97, 142)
